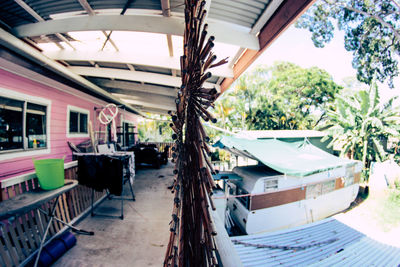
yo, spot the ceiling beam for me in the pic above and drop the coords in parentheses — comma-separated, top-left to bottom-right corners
(220, 0, 316, 92)
(108, 88, 176, 105)
(116, 94, 176, 111)
(161, 0, 171, 16)
(13, 15, 260, 50)
(139, 107, 170, 115)
(70, 66, 181, 88)
(166, 34, 173, 57)
(70, 66, 219, 89)
(93, 79, 177, 97)
(44, 50, 233, 77)
(161, 0, 174, 57)
(0, 27, 143, 116)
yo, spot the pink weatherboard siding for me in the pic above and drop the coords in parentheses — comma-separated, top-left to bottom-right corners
(0, 69, 138, 180)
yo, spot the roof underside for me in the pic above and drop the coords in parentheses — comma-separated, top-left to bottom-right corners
(0, 0, 315, 116)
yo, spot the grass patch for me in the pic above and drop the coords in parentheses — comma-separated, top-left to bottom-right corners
(375, 189, 400, 232)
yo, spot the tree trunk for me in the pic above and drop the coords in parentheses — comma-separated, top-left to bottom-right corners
(362, 138, 368, 170)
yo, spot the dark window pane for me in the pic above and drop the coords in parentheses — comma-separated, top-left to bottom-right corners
(0, 96, 23, 151)
(123, 122, 136, 146)
(79, 113, 88, 133)
(69, 111, 78, 133)
(27, 103, 47, 149)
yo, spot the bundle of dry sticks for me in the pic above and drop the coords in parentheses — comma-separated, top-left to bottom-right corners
(163, 0, 228, 266)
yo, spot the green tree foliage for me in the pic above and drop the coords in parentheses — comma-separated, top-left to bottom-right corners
(246, 62, 342, 130)
(213, 62, 342, 131)
(138, 117, 172, 142)
(318, 81, 400, 171)
(296, 0, 400, 87)
(213, 66, 265, 131)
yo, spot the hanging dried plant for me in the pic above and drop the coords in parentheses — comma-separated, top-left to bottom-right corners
(163, 0, 228, 266)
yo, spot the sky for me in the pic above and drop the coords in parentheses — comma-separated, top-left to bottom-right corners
(248, 24, 400, 103)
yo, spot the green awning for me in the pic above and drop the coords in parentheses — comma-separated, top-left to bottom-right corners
(214, 136, 358, 177)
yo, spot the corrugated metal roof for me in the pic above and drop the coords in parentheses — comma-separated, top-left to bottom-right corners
(3, 0, 270, 30)
(169, 0, 271, 29)
(231, 218, 400, 266)
(0, 1, 35, 27)
(26, 0, 84, 20)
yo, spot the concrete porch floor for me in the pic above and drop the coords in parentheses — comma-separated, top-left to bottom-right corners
(53, 162, 175, 267)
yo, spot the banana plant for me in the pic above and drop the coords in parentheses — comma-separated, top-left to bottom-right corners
(320, 80, 400, 171)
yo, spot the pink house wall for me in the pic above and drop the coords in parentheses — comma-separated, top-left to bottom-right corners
(0, 69, 138, 180)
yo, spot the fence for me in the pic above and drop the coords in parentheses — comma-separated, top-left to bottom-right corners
(0, 162, 106, 267)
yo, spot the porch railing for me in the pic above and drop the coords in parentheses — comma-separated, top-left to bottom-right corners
(0, 161, 106, 267)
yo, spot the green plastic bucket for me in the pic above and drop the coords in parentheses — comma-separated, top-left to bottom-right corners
(33, 159, 65, 190)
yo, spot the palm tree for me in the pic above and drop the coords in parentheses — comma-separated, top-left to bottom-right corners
(213, 97, 234, 130)
(319, 81, 400, 174)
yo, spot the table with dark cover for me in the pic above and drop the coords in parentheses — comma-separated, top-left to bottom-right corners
(74, 152, 135, 219)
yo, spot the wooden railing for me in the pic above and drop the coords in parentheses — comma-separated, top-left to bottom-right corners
(0, 162, 106, 267)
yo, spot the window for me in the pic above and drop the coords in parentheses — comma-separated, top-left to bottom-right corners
(67, 106, 89, 137)
(0, 96, 47, 152)
(306, 180, 336, 199)
(122, 121, 136, 147)
(321, 180, 335, 194)
(264, 179, 278, 192)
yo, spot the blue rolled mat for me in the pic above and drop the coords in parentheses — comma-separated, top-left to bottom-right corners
(46, 240, 66, 261)
(38, 249, 53, 267)
(37, 232, 77, 267)
(59, 231, 77, 249)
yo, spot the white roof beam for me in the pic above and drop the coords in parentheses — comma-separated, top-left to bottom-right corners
(108, 88, 176, 104)
(117, 95, 176, 111)
(14, 15, 260, 50)
(44, 50, 233, 77)
(161, 0, 174, 57)
(70, 66, 219, 89)
(94, 79, 177, 97)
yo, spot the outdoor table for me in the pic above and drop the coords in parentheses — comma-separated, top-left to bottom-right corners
(0, 179, 94, 267)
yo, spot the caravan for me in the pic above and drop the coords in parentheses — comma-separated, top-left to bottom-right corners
(214, 136, 362, 234)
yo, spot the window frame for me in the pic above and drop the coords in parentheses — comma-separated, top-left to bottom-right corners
(66, 105, 89, 138)
(121, 120, 136, 147)
(0, 87, 51, 160)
